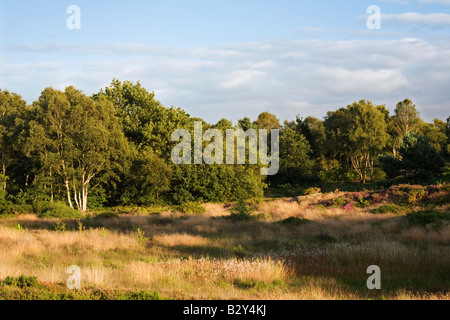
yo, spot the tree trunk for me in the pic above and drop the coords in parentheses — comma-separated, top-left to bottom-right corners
(65, 180, 74, 209)
(50, 168, 54, 203)
(2, 163, 6, 192)
(370, 156, 374, 181)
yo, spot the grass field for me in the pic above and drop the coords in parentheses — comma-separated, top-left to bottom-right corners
(0, 184, 449, 300)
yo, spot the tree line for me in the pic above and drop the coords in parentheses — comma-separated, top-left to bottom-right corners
(0, 79, 448, 213)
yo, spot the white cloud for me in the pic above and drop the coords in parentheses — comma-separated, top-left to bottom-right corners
(1, 38, 449, 123)
(382, 12, 450, 25)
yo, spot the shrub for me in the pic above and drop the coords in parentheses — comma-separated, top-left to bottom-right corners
(94, 211, 119, 219)
(304, 187, 321, 195)
(1, 275, 39, 288)
(406, 210, 450, 228)
(408, 189, 427, 204)
(277, 217, 312, 226)
(134, 228, 149, 243)
(174, 202, 206, 215)
(38, 201, 83, 219)
(373, 204, 405, 214)
(331, 198, 348, 208)
(355, 196, 371, 208)
(53, 220, 68, 232)
(227, 197, 256, 222)
(254, 212, 271, 220)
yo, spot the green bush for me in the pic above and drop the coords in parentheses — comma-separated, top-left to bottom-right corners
(355, 196, 371, 208)
(277, 217, 312, 226)
(53, 220, 68, 232)
(406, 209, 450, 227)
(304, 187, 321, 195)
(174, 202, 206, 215)
(330, 198, 348, 208)
(1, 275, 39, 288)
(37, 201, 83, 219)
(373, 204, 405, 214)
(94, 211, 119, 219)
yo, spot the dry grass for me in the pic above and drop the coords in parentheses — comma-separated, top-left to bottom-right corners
(0, 191, 449, 300)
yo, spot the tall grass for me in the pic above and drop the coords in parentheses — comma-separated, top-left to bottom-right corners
(0, 187, 448, 300)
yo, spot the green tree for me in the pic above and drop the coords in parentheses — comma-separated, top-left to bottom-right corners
(26, 87, 128, 212)
(0, 89, 28, 192)
(419, 120, 448, 157)
(390, 99, 421, 157)
(325, 100, 388, 183)
(98, 79, 194, 159)
(238, 117, 256, 131)
(254, 112, 281, 131)
(381, 133, 445, 182)
(274, 125, 314, 185)
(295, 116, 326, 162)
(120, 147, 172, 205)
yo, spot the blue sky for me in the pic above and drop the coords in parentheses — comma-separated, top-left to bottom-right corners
(1, 0, 449, 123)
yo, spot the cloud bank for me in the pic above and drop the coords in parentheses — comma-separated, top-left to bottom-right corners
(1, 37, 449, 123)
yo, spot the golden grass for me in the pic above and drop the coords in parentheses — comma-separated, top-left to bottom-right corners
(0, 194, 448, 300)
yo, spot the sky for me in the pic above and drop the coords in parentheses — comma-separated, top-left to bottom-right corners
(0, 0, 449, 124)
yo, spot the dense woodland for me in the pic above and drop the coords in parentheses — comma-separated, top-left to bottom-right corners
(0, 79, 448, 214)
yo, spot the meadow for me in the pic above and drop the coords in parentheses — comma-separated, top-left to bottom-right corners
(0, 184, 448, 300)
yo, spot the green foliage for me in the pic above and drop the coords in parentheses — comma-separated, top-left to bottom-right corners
(373, 204, 405, 214)
(355, 196, 371, 208)
(174, 202, 206, 215)
(37, 201, 83, 219)
(27, 86, 129, 213)
(254, 112, 281, 130)
(170, 164, 265, 205)
(272, 125, 315, 185)
(324, 100, 389, 183)
(120, 147, 172, 206)
(406, 210, 450, 228)
(94, 211, 119, 219)
(53, 220, 67, 232)
(277, 217, 312, 226)
(134, 228, 149, 243)
(1, 275, 39, 288)
(304, 187, 321, 195)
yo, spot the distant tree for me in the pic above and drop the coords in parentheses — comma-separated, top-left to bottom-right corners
(238, 117, 256, 131)
(120, 147, 172, 205)
(98, 79, 194, 159)
(0, 90, 27, 192)
(380, 133, 445, 182)
(274, 125, 313, 185)
(390, 99, 421, 157)
(325, 100, 388, 183)
(295, 116, 326, 161)
(254, 112, 281, 131)
(418, 120, 448, 156)
(212, 118, 234, 132)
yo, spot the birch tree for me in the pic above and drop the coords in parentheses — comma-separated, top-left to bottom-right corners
(26, 87, 128, 212)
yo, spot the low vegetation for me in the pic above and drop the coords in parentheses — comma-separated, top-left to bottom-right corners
(0, 183, 448, 300)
